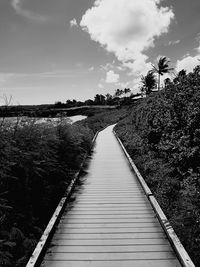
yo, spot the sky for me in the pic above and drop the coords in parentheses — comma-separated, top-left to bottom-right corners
(0, 0, 200, 105)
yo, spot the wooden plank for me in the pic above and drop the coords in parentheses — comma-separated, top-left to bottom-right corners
(61, 218, 158, 223)
(52, 232, 166, 239)
(84, 187, 142, 189)
(56, 226, 163, 234)
(70, 205, 151, 210)
(68, 206, 152, 214)
(51, 238, 170, 246)
(75, 201, 149, 204)
(72, 204, 152, 209)
(59, 222, 161, 228)
(76, 196, 146, 199)
(62, 214, 155, 219)
(74, 193, 144, 197)
(41, 259, 181, 267)
(82, 189, 144, 191)
(67, 210, 153, 215)
(44, 251, 176, 261)
(59, 222, 160, 229)
(49, 244, 173, 253)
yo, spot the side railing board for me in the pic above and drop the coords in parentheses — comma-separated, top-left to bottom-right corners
(26, 131, 99, 267)
(113, 130, 195, 267)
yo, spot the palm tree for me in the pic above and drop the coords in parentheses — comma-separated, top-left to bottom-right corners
(114, 89, 123, 97)
(151, 56, 174, 91)
(124, 88, 131, 97)
(140, 71, 156, 95)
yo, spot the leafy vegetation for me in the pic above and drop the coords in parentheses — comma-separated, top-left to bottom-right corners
(140, 70, 157, 95)
(0, 105, 129, 266)
(115, 65, 200, 266)
(0, 118, 93, 266)
(151, 56, 174, 90)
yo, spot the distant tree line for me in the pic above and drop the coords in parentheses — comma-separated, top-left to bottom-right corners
(54, 88, 139, 108)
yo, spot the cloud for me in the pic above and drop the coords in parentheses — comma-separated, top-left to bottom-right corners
(80, 0, 174, 77)
(176, 55, 200, 73)
(106, 70, 119, 83)
(70, 18, 78, 27)
(168, 40, 180, 46)
(11, 0, 48, 22)
(100, 63, 114, 71)
(98, 83, 104, 88)
(176, 43, 200, 73)
(88, 66, 94, 71)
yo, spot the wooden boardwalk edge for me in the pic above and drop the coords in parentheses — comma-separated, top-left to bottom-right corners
(26, 131, 99, 267)
(113, 129, 195, 267)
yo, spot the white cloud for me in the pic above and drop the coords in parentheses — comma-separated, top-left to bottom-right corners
(11, 0, 48, 22)
(123, 55, 152, 76)
(100, 62, 126, 72)
(80, 0, 174, 77)
(70, 18, 78, 28)
(88, 66, 94, 71)
(106, 70, 119, 83)
(176, 43, 200, 73)
(98, 83, 104, 88)
(168, 40, 180, 46)
(100, 63, 114, 71)
(176, 55, 200, 73)
(119, 81, 131, 88)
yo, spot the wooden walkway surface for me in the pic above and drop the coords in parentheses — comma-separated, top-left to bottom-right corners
(41, 125, 182, 267)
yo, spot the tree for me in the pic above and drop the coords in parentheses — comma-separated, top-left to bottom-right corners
(164, 78, 171, 88)
(105, 94, 113, 105)
(124, 88, 131, 97)
(151, 56, 174, 91)
(94, 94, 105, 105)
(140, 71, 156, 95)
(114, 89, 123, 97)
(173, 69, 187, 84)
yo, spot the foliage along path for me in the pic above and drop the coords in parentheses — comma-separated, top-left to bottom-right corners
(41, 125, 182, 267)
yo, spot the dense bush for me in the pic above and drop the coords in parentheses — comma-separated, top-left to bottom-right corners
(115, 66, 200, 266)
(0, 118, 93, 266)
(0, 106, 128, 266)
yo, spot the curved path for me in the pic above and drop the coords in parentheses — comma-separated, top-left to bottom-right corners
(42, 125, 181, 267)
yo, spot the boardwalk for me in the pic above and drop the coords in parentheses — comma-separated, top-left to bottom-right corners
(41, 125, 182, 267)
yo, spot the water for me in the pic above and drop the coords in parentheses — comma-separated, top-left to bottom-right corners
(0, 115, 87, 125)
